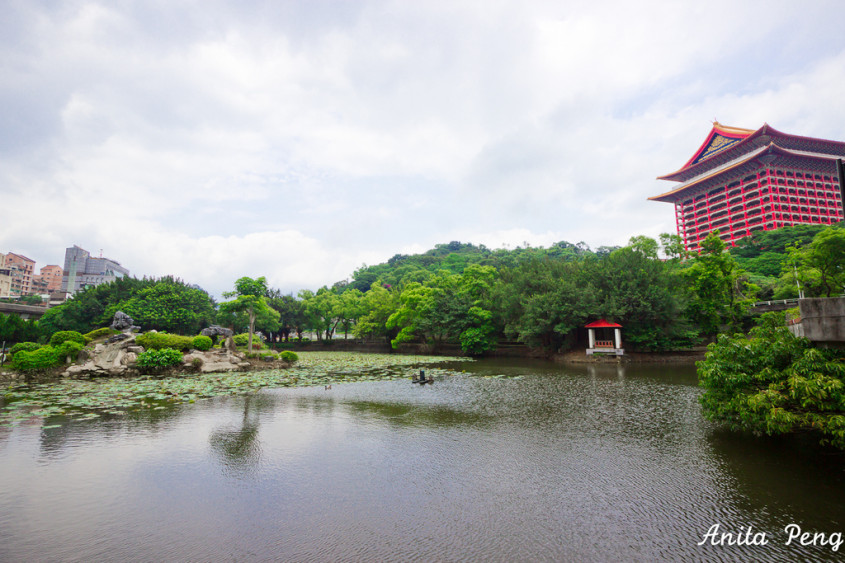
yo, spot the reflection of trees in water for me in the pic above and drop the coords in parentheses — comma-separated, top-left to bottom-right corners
(707, 429, 845, 531)
(209, 394, 278, 473)
(37, 405, 184, 459)
(345, 400, 490, 428)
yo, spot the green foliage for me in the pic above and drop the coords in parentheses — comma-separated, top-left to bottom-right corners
(784, 225, 845, 298)
(83, 327, 116, 342)
(136, 348, 184, 372)
(350, 240, 597, 292)
(19, 294, 43, 305)
(191, 335, 213, 351)
(38, 276, 216, 337)
(49, 330, 86, 348)
(698, 312, 845, 449)
(135, 332, 194, 352)
(12, 346, 59, 372)
(279, 350, 298, 362)
(0, 312, 40, 345)
(54, 340, 84, 362)
(233, 333, 249, 346)
(219, 276, 279, 352)
(682, 233, 757, 338)
(9, 342, 42, 356)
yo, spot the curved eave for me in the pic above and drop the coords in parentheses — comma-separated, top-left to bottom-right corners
(658, 123, 845, 183)
(658, 123, 757, 181)
(649, 143, 841, 203)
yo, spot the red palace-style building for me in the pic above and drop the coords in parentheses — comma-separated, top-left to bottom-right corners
(650, 122, 845, 252)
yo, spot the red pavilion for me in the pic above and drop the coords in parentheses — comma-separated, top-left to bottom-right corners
(650, 122, 845, 252)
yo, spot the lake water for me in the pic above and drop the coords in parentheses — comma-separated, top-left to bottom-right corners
(1, 358, 844, 562)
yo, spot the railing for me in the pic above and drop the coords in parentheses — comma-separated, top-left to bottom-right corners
(594, 340, 615, 348)
(752, 299, 799, 308)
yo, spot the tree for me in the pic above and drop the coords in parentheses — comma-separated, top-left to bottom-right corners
(627, 235, 658, 259)
(682, 233, 757, 338)
(102, 278, 216, 334)
(219, 277, 279, 351)
(698, 312, 845, 449)
(788, 226, 845, 297)
(354, 283, 399, 342)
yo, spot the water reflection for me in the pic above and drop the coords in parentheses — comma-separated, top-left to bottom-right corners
(0, 361, 842, 562)
(209, 394, 279, 473)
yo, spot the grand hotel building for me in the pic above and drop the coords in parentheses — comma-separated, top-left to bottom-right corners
(650, 122, 845, 252)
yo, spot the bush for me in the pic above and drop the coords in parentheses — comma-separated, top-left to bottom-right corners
(191, 335, 213, 351)
(135, 332, 194, 352)
(49, 330, 86, 348)
(191, 356, 204, 371)
(12, 346, 59, 372)
(9, 342, 42, 357)
(55, 340, 84, 362)
(280, 350, 298, 363)
(83, 327, 116, 342)
(233, 333, 249, 347)
(136, 348, 184, 372)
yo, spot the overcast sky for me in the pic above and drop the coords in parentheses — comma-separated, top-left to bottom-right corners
(2, 0, 845, 298)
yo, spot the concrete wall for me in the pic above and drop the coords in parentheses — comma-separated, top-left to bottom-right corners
(798, 297, 845, 343)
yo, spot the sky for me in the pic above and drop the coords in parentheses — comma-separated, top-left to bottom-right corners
(2, 0, 845, 299)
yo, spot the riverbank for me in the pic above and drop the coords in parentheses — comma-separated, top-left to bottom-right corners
(270, 339, 706, 363)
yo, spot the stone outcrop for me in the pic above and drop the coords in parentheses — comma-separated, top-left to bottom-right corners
(201, 325, 234, 339)
(110, 311, 140, 333)
(61, 334, 249, 379)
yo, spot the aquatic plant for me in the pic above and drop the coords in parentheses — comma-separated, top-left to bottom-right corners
(1, 352, 470, 428)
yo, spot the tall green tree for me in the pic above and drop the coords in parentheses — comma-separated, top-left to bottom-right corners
(682, 233, 757, 338)
(787, 226, 845, 297)
(219, 277, 279, 351)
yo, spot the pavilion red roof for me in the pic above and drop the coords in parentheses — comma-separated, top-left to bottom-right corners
(585, 319, 622, 328)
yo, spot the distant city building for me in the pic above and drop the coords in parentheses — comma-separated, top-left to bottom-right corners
(5, 253, 36, 296)
(650, 122, 845, 251)
(0, 254, 11, 298)
(31, 264, 63, 295)
(61, 245, 130, 294)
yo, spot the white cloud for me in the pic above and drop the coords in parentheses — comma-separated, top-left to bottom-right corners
(2, 0, 845, 296)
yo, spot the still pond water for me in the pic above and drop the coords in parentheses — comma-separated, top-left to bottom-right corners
(1, 357, 844, 562)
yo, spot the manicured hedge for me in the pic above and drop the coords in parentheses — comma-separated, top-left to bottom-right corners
(12, 346, 59, 372)
(9, 342, 41, 357)
(55, 340, 84, 362)
(49, 330, 86, 348)
(191, 335, 213, 351)
(233, 333, 249, 347)
(135, 332, 194, 352)
(280, 350, 298, 363)
(83, 327, 116, 342)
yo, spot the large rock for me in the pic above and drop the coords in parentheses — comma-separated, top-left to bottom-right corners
(110, 311, 139, 332)
(201, 325, 234, 338)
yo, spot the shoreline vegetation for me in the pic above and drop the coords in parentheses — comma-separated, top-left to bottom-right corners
(2, 223, 843, 447)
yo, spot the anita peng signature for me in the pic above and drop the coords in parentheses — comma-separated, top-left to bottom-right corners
(698, 523, 843, 552)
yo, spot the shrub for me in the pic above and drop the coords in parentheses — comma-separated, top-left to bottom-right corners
(191, 357, 204, 371)
(233, 333, 249, 347)
(135, 332, 194, 352)
(55, 340, 84, 362)
(83, 327, 116, 343)
(136, 348, 184, 372)
(49, 330, 86, 348)
(191, 335, 213, 351)
(12, 346, 59, 372)
(280, 350, 298, 363)
(9, 342, 42, 357)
